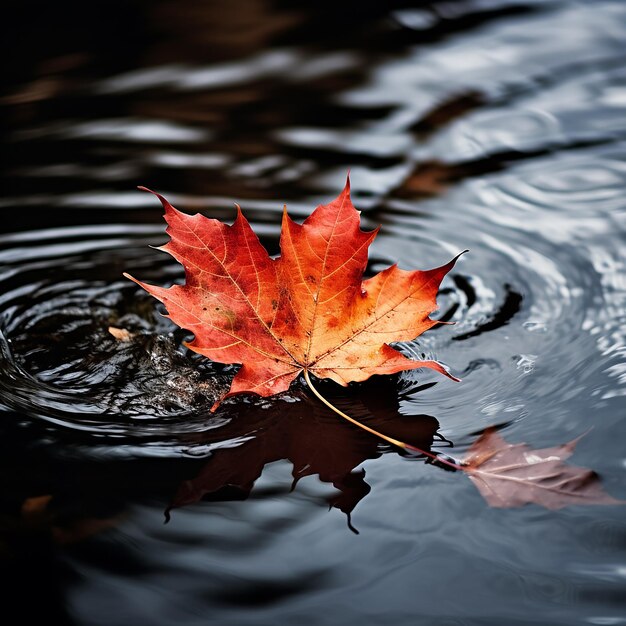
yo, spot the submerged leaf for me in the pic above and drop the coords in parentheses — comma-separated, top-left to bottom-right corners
(463, 429, 623, 509)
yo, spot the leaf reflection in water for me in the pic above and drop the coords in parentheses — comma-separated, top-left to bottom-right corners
(169, 376, 441, 534)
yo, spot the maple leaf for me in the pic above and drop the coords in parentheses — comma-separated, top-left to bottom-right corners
(460, 429, 623, 509)
(124, 179, 462, 408)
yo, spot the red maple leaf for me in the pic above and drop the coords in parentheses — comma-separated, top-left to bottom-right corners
(124, 179, 462, 408)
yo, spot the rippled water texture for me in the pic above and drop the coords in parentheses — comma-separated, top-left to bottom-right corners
(1, 1, 625, 624)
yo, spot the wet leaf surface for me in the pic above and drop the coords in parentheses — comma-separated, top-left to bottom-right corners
(126, 181, 462, 406)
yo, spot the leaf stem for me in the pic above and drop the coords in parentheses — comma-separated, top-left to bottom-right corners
(303, 369, 464, 471)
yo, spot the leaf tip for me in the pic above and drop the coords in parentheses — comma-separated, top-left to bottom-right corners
(281, 203, 294, 227)
(233, 203, 245, 223)
(122, 271, 140, 286)
(451, 249, 469, 265)
(137, 186, 177, 216)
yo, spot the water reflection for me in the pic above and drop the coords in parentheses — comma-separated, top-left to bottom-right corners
(168, 380, 443, 533)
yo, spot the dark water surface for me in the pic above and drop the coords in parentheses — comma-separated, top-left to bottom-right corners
(2, 1, 625, 624)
